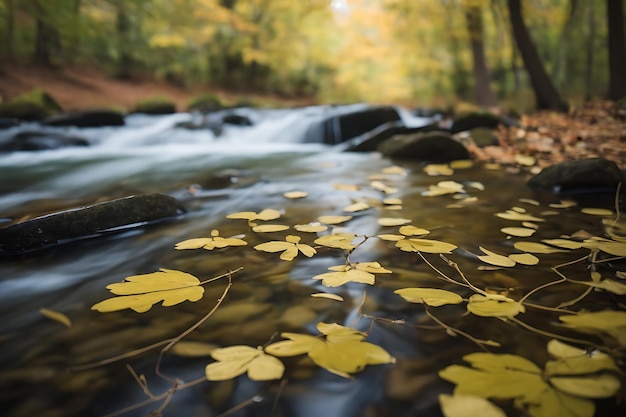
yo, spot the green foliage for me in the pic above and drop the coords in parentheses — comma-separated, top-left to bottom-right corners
(186, 93, 224, 112)
(133, 95, 176, 114)
(0, 88, 62, 120)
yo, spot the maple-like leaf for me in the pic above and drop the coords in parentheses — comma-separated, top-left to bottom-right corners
(265, 322, 395, 378)
(91, 269, 204, 313)
(313, 262, 391, 287)
(175, 230, 247, 250)
(205, 345, 284, 381)
(314, 233, 358, 250)
(254, 235, 316, 261)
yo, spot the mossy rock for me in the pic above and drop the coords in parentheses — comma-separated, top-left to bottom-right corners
(134, 95, 177, 114)
(187, 93, 224, 112)
(0, 89, 63, 121)
(379, 130, 469, 162)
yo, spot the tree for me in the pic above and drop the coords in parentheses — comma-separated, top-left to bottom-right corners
(607, 0, 626, 100)
(32, 0, 60, 66)
(463, 1, 498, 107)
(507, 0, 568, 111)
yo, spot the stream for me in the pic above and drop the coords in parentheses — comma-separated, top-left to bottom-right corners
(0, 106, 624, 417)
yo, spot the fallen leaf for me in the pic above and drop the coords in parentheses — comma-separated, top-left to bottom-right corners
(40, 308, 71, 328)
(311, 293, 344, 301)
(318, 215, 353, 225)
(283, 191, 308, 199)
(439, 394, 506, 417)
(175, 230, 247, 250)
(378, 218, 412, 227)
(396, 238, 457, 254)
(394, 288, 464, 307)
(252, 224, 290, 233)
(205, 345, 284, 381)
(467, 294, 525, 318)
(477, 247, 516, 267)
(254, 235, 316, 261)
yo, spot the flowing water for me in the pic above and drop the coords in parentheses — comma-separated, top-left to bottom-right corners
(0, 107, 623, 417)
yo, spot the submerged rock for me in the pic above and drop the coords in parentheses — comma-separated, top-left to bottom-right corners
(527, 158, 624, 192)
(42, 110, 125, 127)
(0, 130, 89, 151)
(0, 194, 186, 255)
(378, 130, 470, 161)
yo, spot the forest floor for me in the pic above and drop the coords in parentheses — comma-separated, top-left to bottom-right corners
(0, 61, 313, 112)
(0, 61, 624, 168)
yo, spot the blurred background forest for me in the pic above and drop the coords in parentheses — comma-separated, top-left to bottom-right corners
(0, 0, 625, 112)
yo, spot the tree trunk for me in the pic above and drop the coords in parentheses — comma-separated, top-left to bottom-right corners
(33, 1, 59, 66)
(607, 0, 626, 100)
(3, 0, 14, 55)
(464, 4, 498, 107)
(115, 2, 133, 79)
(584, 3, 596, 100)
(507, 0, 568, 111)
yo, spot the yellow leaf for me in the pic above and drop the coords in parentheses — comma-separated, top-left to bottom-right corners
(40, 308, 71, 328)
(206, 345, 284, 382)
(439, 394, 506, 417)
(377, 234, 405, 241)
(354, 262, 392, 274)
(344, 202, 371, 212)
(449, 160, 474, 169)
(378, 217, 412, 227)
(399, 225, 430, 236)
(91, 269, 204, 313)
(583, 240, 626, 256)
(394, 288, 463, 306)
(500, 227, 536, 237)
(175, 230, 247, 250)
(318, 215, 353, 225)
(467, 294, 525, 318)
(477, 247, 516, 267)
(514, 154, 536, 166)
(581, 208, 613, 216)
(314, 267, 375, 287)
(519, 198, 540, 206)
(252, 224, 290, 233)
(254, 236, 316, 261)
(541, 239, 583, 250)
(314, 233, 357, 250)
(424, 164, 453, 176)
(265, 333, 325, 356)
(383, 198, 403, 205)
(559, 311, 626, 346)
(549, 200, 577, 209)
(311, 293, 344, 301)
(508, 253, 539, 265)
(283, 191, 308, 199)
(381, 166, 407, 175)
(546, 339, 587, 359)
(294, 223, 328, 233)
(549, 374, 621, 398)
(513, 242, 568, 254)
(333, 183, 360, 191)
(575, 279, 626, 295)
(396, 238, 457, 254)
(227, 208, 281, 221)
(495, 210, 544, 222)
(371, 181, 397, 194)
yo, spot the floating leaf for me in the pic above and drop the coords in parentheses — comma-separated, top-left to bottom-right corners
(575, 279, 626, 295)
(541, 239, 583, 250)
(508, 253, 539, 265)
(344, 202, 371, 212)
(519, 198, 540, 206)
(396, 238, 457, 254)
(381, 166, 407, 175)
(370, 181, 397, 194)
(559, 311, 626, 346)
(514, 242, 568, 254)
(467, 181, 485, 191)
(467, 294, 525, 318)
(252, 224, 290, 233)
(227, 208, 281, 221)
(383, 198, 403, 205)
(254, 235, 316, 261)
(581, 208, 613, 216)
(450, 160, 474, 169)
(91, 269, 204, 313)
(283, 191, 308, 199)
(439, 394, 506, 417)
(318, 215, 353, 225)
(377, 234, 405, 241)
(175, 230, 247, 250)
(399, 225, 430, 236)
(424, 164, 453, 176)
(501, 227, 536, 237)
(265, 322, 394, 378)
(522, 221, 540, 229)
(515, 154, 536, 166)
(583, 240, 626, 257)
(549, 374, 621, 399)
(545, 350, 619, 376)
(205, 345, 284, 381)
(311, 293, 344, 301)
(422, 181, 465, 196)
(294, 223, 328, 233)
(314, 233, 357, 250)
(549, 200, 577, 209)
(314, 262, 390, 287)
(477, 247, 516, 267)
(394, 288, 463, 307)
(378, 217, 412, 227)
(333, 183, 360, 191)
(40, 308, 71, 328)
(495, 210, 544, 222)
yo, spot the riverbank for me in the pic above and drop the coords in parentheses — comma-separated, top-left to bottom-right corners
(0, 62, 314, 112)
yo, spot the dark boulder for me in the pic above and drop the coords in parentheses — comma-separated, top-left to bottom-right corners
(0, 194, 187, 255)
(303, 106, 401, 144)
(0, 117, 20, 129)
(42, 110, 125, 127)
(222, 113, 253, 126)
(469, 127, 499, 147)
(343, 121, 441, 152)
(527, 158, 624, 192)
(378, 130, 470, 161)
(0, 130, 89, 151)
(0, 89, 63, 121)
(450, 112, 502, 134)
